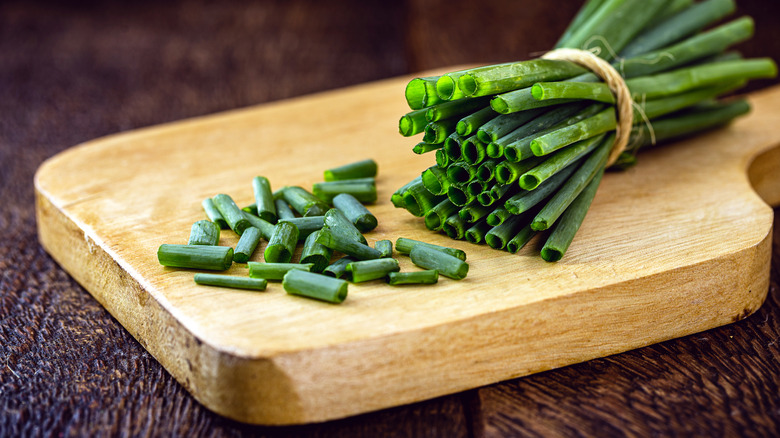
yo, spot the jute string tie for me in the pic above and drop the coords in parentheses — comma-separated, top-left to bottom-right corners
(542, 48, 633, 166)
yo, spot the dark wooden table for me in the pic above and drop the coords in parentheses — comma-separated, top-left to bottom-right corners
(2, 1, 779, 436)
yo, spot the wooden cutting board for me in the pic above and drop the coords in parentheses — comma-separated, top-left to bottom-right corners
(34, 72, 780, 425)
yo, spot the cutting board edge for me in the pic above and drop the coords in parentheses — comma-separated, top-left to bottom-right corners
(34, 183, 773, 425)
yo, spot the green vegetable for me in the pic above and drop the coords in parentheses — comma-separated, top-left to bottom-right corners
(387, 270, 439, 285)
(194, 273, 267, 291)
(188, 220, 220, 246)
(324, 159, 378, 181)
(346, 258, 400, 283)
(279, 216, 325, 241)
(374, 240, 393, 258)
(409, 245, 469, 280)
(201, 198, 228, 229)
(252, 176, 277, 223)
(157, 244, 233, 271)
(264, 221, 299, 263)
(233, 226, 263, 263)
(212, 194, 251, 235)
(332, 193, 378, 233)
(395, 237, 466, 261)
(316, 228, 382, 260)
(322, 257, 355, 279)
(283, 270, 348, 304)
(282, 186, 329, 217)
(248, 262, 313, 281)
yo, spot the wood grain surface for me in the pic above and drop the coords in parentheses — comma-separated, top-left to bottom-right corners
(3, 0, 780, 436)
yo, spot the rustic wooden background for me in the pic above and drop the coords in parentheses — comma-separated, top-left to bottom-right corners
(2, 0, 779, 436)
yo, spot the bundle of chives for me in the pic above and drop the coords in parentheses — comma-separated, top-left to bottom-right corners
(392, 0, 776, 261)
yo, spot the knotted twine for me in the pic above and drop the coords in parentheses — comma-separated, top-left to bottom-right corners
(542, 48, 634, 166)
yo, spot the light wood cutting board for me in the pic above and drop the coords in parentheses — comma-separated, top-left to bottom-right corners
(34, 72, 780, 425)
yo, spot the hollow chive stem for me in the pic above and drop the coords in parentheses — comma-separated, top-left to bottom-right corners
(405, 76, 443, 110)
(485, 214, 528, 250)
(435, 70, 468, 100)
(278, 216, 324, 241)
(541, 167, 605, 262)
(531, 82, 616, 104)
(212, 194, 252, 235)
(248, 262, 314, 280)
(387, 270, 439, 285)
(423, 118, 459, 144)
(506, 224, 537, 254)
(476, 159, 499, 183)
(157, 244, 233, 271)
(478, 183, 517, 207)
(332, 193, 377, 233)
(201, 198, 228, 229)
(413, 141, 442, 155)
(312, 178, 377, 204)
(193, 273, 268, 291)
(252, 176, 277, 223)
(504, 163, 578, 215)
(520, 133, 605, 190)
(233, 226, 263, 263)
(323, 208, 367, 245)
(400, 108, 429, 137)
(459, 203, 491, 223)
(264, 221, 299, 263)
(421, 165, 452, 197)
(346, 258, 400, 283)
(490, 87, 579, 114)
(424, 198, 460, 231)
(477, 107, 546, 143)
(457, 59, 587, 97)
(466, 180, 487, 198)
(444, 134, 464, 162)
(402, 179, 446, 217)
(486, 206, 512, 227)
(395, 237, 467, 261)
(461, 135, 487, 165)
(324, 159, 378, 181)
(442, 213, 468, 240)
(241, 211, 276, 240)
(316, 228, 382, 260)
(446, 185, 474, 208)
(391, 176, 422, 209)
(426, 96, 492, 122)
(465, 219, 491, 244)
(530, 107, 616, 157)
(446, 162, 478, 186)
(374, 240, 393, 258)
(299, 230, 334, 272)
(283, 270, 348, 304)
(494, 156, 544, 185)
(188, 220, 220, 246)
(323, 257, 355, 279)
(409, 245, 469, 280)
(282, 186, 329, 217)
(274, 199, 296, 221)
(435, 148, 450, 168)
(457, 106, 498, 136)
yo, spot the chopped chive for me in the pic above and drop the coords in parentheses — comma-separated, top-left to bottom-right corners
(387, 270, 439, 285)
(409, 245, 469, 280)
(299, 230, 334, 272)
(405, 76, 443, 110)
(241, 211, 276, 240)
(252, 176, 277, 223)
(157, 244, 233, 271)
(391, 176, 422, 208)
(248, 262, 313, 281)
(264, 221, 299, 263)
(324, 159, 378, 181)
(242, 203, 257, 215)
(446, 162, 477, 185)
(424, 198, 459, 231)
(413, 141, 442, 154)
(316, 228, 382, 260)
(282, 186, 329, 217)
(485, 214, 527, 250)
(346, 258, 400, 283)
(374, 240, 393, 258)
(323, 207, 367, 245)
(201, 198, 228, 229)
(193, 273, 267, 291)
(486, 206, 512, 227)
(323, 257, 355, 279)
(402, 179, 446, 217)
(278, 216, 325, 241)
(233, 226, 263, 263)
(400, 108, 429, 136)
(421, 165, 451, 196)
(332, 193, 378, 233)
(283, 270, 348, 304)
(506, 224, 536, 254)
(442, 213, 468, 240)
(188, 220, 220, 246)
(395, 237, 467, 261)
(465, 219, 491, 244)
(423, 118, 459, 144)
(274, 198, 296, 221)
(212, 194, 252, 235)
(312, 178, 377, 204)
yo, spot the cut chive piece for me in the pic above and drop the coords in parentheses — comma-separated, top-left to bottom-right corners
(446, 161, 478, 185)
(446, 185, 474, 208)
(476, 159, 499, 183)
(465, 219, 491, 244)
(424, 198, 459, 231)
(274, 199, 296, 221)
(374, 240, 393, 258)
(486, 206, 512, 227)
(188, 220, 220, 246)
(252, 176, 277, 223)
(332, 193, 378, 233)
(312, 178, 377, 204)
(346, 258, 400, 283)
(242, 203, 257, 215)
(212, 194, 252, 235)
(541, 167, 605, 262)
(299, 230, 334, 272)
(387, 270, 439, 285)
(324, 159, 378, 181)
(506, 224, 536, 254)
(442, 213, 468, 240)
(435, 148, 450, 168)
(316, 228, 382, 260)
(282, 186, 329, 217)
(323, 257, 354, 279)
(421, 165, 451, 196)
(400, 108, 428, 136)
(413, 141, 442, 154)
(485, 214, 527, 250)
(283, 270, 348, 304)
(402, 179, 446, 217)
(248, 262, 313, 281)
(233, 226, 262, 263)
(201, 198, 228, 229)
(157, 244, 233, 271)
(395, 237, 467, 261)
(461, 135, 487, 165)
(264, 221, 299, 263)
(391, 176, 422, 209)
(423, 118, 459, 144)
(405, 76, 442, 110)
(278, 216, 325, 241)
(323, 208, 367, 245)
(193, 273, 268, 291)
(241, 211, 276, 240)
(409, 245, 469, 280)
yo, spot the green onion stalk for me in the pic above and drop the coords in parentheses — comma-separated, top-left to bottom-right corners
(393, 0, 776, 261)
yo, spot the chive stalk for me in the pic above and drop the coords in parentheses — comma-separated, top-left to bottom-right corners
(323, 257, 355, 279)
(264, 221, 299, 263)
(212, 194, 251, 235)
(395, 237, 467, 261)
(457, 106, 498, 136)
(465, 219, 492, 244)
(279, 216, 325, 241)
(248, 262, 313, 281)
(233, 226, 263, 263)
(201, 198, 228, 229)
(312, 178, 377, 204)
(387, 270, 439, 285)
(485, 214, 528, 250)
(409, 245, 469, 280)
(324, 159, 378, 181)
(400, 109, 428, 137)
(316, 228, 382, 260)
(157, 244, 233, 271)
(252, 176, 277, 223)
(283, 270, 348, 304)
(442, 213, 468, 240)
(421, 165, 452, 196)
(374, 240, 393, 258)
(188, 220, 220, 246)
(346, 258, 400, 283)
(506, 224, 537, 254)
(193, 273, 267, 291)
(424, 199, 460, 231)
(323, 208, 367, 245)
(241, 211, 276, 240)
(332, 193, 378, 233)
(299, 230, 334, 272)
(282, 186, 329, 217)
(274, 199, 296, 221)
